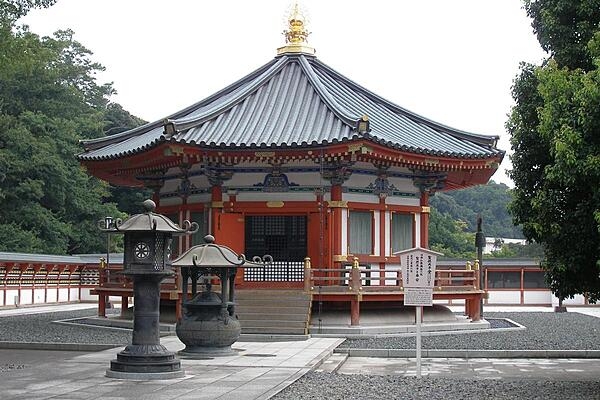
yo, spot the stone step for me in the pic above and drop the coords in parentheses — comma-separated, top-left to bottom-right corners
(234, 289, 311, 335)
(235, 299, 311, 307)
(240, 319, 308, 329)
(236, 312, 308, 322)
(236, 290, 310, 300)
(235, 305, 310, 314)
(240, 326, 308, 335)
(315, 353, 348, 373)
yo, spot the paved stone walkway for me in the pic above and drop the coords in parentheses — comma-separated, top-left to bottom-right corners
(0, 336, 343, 400)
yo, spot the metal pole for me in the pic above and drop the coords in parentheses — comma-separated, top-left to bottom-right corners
(475, 215, 485, 318)
(416, 306, 422, 378)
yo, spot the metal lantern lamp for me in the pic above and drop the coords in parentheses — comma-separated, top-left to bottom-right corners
(173, 235, 271, 357)
(100, 199, 197, 379)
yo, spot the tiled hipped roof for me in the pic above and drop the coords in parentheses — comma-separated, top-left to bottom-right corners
(79, 54, 503, 161)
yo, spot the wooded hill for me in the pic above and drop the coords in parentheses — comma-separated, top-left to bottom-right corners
(431, 181, 524, 239)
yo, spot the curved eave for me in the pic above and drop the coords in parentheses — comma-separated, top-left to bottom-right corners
(79, 134, 503, 163)
(311, 58, 499, 147)
(80, 58, 282, 151)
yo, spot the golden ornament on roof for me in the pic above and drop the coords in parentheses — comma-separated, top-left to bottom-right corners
(277, 2, 316, 56)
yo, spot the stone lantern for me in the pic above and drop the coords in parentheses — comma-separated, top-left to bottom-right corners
(172, 235, 270, 357)
(101, 199, 197, 379)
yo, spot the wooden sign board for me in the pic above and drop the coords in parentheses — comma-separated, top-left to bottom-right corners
(395, 247, 442, 288)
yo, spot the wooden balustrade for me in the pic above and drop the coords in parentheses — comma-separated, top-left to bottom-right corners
(305, 266, 479, 293)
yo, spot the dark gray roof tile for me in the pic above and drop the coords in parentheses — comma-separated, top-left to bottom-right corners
(80, 54, 503, 161)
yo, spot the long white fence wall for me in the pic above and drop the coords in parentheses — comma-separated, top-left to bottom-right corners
(0, 252, 109, 307)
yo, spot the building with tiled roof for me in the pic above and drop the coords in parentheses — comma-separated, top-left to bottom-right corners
(79, 7, 503, 327)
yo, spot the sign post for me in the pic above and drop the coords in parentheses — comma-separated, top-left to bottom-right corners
(395, 247, 442, 378)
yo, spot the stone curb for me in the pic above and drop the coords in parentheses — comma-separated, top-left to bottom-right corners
(334, 348, 600, 359)
(0, 341, 121, 351)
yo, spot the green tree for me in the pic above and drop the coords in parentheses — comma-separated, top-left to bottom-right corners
(508, 0, 600, 302)
(0, 9, 127, 254)
(430, 181, 524, 239)
(429, 209, 476, 259)
(0, 0, 57, 21)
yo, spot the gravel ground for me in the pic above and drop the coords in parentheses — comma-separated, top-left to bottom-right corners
(1, 309, 599, 399)
(339, 312, 600, 350)
(275, 312, 600, 400)
(273, 373, 600, 400)
(0, 308, 131, 345)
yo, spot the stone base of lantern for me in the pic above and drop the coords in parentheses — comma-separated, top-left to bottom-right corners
(106, 344, 184, 379)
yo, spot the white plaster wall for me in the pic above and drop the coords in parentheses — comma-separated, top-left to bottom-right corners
(388, 176, 419, 192)
(346, 172, 376, 188)
(415, 213, 421, 246)
(523, 291, 552, 305)
(6, 289, 18, 306)
(285, 172, 323, 186)
(227, 172, 265, 186)
(79, 288, 96, 302)
(341, 208, 348, 256)
(343, 193, 380, 204)
(385, 197, 420, 206)
(487, 291, 521, 304)
(552, 294, 587, 305)
(384, 211, 391, 257)
(20, 290, 32, 305)
(58, 288, 69, 302)
(373, 211, 380, 256)
(70, 288, 80, 301)
(46, 289, 58, 303)
(34, 288, 45, 304)
(235, 192, 315, 202)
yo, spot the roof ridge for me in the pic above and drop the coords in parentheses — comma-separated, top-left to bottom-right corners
(312, 58, 500, 148)
(79, 58, 283, 152)
(167, 56, 290, 133)
(297, 56, 360, 128)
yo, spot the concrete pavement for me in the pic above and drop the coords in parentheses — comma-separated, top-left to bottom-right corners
(1, 304, 599, 399)
(0, 336, 343, 400)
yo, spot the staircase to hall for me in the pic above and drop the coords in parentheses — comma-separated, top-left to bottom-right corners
(235, 289, 312, 336)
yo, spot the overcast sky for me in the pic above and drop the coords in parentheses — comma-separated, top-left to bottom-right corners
(21, 0, 547, 186)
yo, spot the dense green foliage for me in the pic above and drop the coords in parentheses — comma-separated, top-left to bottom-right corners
(430, 181, 523, 239)
(0, 3, 146, 254)
(428, 209, 476, 259)
(508, 0, 600, 302)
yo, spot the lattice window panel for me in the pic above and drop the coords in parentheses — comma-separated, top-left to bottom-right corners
(244, 261, 304, 282)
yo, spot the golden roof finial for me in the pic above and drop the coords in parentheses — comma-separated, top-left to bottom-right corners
(277, 2, 316, 56)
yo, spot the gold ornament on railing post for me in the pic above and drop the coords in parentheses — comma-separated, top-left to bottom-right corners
(466, 261, 472, 271)
(304, 257, 312, 292)
(473, 259, 481, 290)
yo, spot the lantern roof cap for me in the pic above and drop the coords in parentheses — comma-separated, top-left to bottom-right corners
(102, 200, 198, 235)
(173, 235, 269, 268)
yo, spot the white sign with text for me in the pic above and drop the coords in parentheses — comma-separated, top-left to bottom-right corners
(404, 287, 434, 306)
(396, 247, 441, 289)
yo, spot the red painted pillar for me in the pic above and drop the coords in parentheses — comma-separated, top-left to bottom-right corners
(331, 184, 343, 263)
(121, 295, 129, 316)
(420, 191, 430, 248)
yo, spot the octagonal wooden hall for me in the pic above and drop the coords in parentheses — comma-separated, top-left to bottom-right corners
(79, 9, 503, 328)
